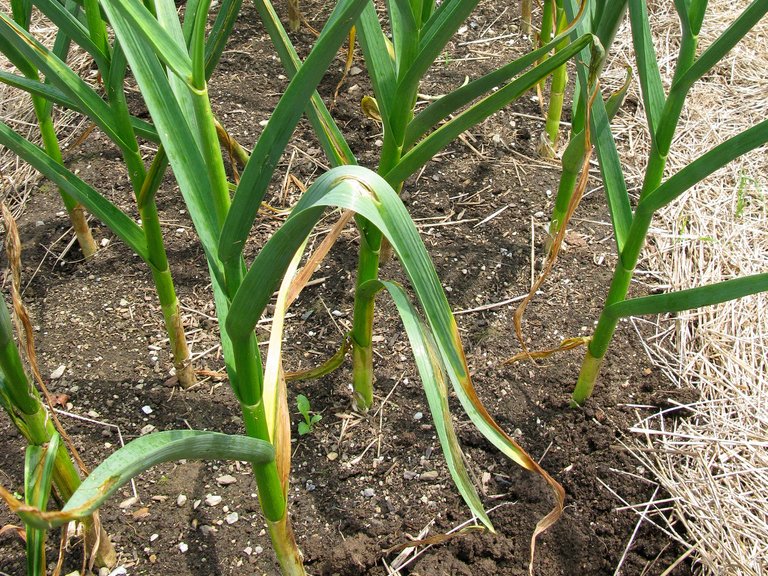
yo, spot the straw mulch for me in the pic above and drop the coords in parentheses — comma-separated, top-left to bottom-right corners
(0, 2, 90, 218)
(601, 3, 768, 574)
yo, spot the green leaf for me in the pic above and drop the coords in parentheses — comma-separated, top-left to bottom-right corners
(606, 273, 768, 319)
(416, 0, 479, 83)
(0, 13, 129, 148)
(33, 0, 109, 71)
(405, 26, 590, 148)
(0, 120, 149, 259)
(687, 0, 709, 35)
(627, 0, 666, 138)
(219, 0, 368, 263)
(673, 0, 768, 93)
(296, 394, 310, 418)
(0, 68, 74, 107)
(640, 119, 768, 214)
(101, 0, 195, 85)
(389, 0, 419, 76)
(578, 64, 632, 253)
(252, 0, 356, 167)
(225, 166, 563, 538)
(0, 69, 160, 144)
(361, 278, 494, 530)
(7, 431, 273, 530)
(205, 0, 244, 78)
(10, 0, 31, 29)
(24, 433, 59, 576)
(99, 0, 223, 267)
(387, 34, 593, 185)
(355, 2, 397, 137)
(297, 422, 310, 436)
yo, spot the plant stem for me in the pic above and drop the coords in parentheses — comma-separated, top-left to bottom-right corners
(32, 98, 97, 259)
(0, 300, 114, 566)
(351, 227, 380, 409)
(348, 62, 415, 407)
(547, 142, 586, 245)
(240, 400, 285, 521)
(572, 12, 701, 404)
(267, 515, 306, 575)
(235, 337, 305, 573)
(287, 0, 301, 32)
(572, 209, 653, 405)
(139, 200, 196, 388)
(521, 0, 532, 38)
(542, 4, 569, 156)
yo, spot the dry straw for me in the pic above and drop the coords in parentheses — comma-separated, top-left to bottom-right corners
(0, 0, 89, 218)
(603, 2, 768, 574)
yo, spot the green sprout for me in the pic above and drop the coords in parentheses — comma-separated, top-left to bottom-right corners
(296, 394, 322, 436)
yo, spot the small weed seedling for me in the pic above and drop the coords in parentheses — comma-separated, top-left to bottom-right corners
(296, 394, 321, 436)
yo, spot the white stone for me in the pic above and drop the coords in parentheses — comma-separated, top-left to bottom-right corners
(205, 494, 222, 506)
(225, 512, 239, 525)
(216, 474, 237, 486)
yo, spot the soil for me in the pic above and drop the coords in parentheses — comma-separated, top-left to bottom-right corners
(0, 2, 695, 575)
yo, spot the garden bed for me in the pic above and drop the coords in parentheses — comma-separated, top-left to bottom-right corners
(0, 2, 693, 574)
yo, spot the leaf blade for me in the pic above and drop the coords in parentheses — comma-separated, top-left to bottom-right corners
(5, 431, 273, 530)
(0, 120, 149, 258)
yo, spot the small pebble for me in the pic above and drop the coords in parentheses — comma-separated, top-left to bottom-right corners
(177, 494, 187, 507)
(50, 365, 66, 380)
(362, 488, 375, 498)
(403, 471, 418, 480)
(243, 546, 253, 556)
(225, 512, 239, 525)
(420, 470, 439, 481)
(178, 542, 188, 553)
(205, 494, 222, 507)
(413, 412, 423, 421)
(216, 474, 237, 486)
(254, 546, 264, 555)
(150, 534, 159, 542)
(140, 424, 156, 435)
(326, 452, 338, 461)
(119, 496, 138, 509)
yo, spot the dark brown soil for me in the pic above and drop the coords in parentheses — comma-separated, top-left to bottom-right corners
(0, 2, 693, 575)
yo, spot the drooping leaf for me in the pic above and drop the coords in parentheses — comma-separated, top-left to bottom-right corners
(1, 431, 273, 530)
(359, 278, 494, 530)
(225, 165, 564, 544)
